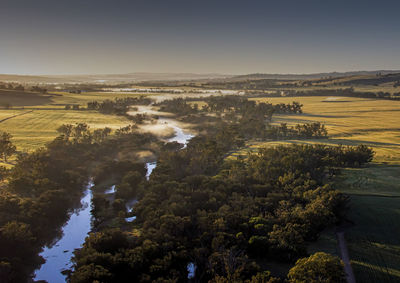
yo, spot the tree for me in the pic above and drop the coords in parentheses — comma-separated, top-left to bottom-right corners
(0, 132, 16, 162)
(57, 124, 74, 141)
(287, 252, 345, 283)
(92, 128, 112, 144)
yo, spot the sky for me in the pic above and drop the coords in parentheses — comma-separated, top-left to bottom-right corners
(1, 0, 400, 75)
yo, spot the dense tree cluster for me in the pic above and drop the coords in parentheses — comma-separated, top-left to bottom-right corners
(70, 141, 372, 282)
(157, 96, 302, 118)
(57, 123, 112, 144)
(30, 86, 48, 94)
(0, 132, 16, 162)
(87, 97, 152, 115)
(0, 83, 25, 91)
(0, 145, 90, 281)
(0, 94, 374, 282)
(202, 96, 302, 114)
(266, 122, 328, 139)
(157, 96, 329, 141)
(157, 97, 199, 115)
(0, 123, 159, 282)
(0, 83, 52, 94)
(287, 252, 345, 283)
(90, 160, 147, 228)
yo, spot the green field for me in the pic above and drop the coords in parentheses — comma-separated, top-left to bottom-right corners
(345, 195, 400, 282)
(334, 163, 400, 282)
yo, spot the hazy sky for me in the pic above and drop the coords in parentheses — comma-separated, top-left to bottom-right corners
(1, 0, 400, 75)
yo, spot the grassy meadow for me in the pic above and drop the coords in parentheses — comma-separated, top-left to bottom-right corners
(345, 195, 400, 282)
(335, 163, 400, 282)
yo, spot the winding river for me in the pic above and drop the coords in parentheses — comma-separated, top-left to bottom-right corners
(34, 182, 94, 282)
(33, 108, 194, 282)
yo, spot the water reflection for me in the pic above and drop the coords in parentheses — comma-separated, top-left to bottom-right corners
(34, 181, 94, 283)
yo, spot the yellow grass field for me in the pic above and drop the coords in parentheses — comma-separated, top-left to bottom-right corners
(0, 90, 148, 166)
(0, 109, 131, 152)
(247, 96, 400, 164)
(51, 91, 152, 106)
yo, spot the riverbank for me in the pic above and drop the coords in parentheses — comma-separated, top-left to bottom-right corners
(32, 105, 195, 282)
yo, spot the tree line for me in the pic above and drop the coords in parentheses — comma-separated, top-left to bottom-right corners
(156, 96, 327, 140)
(87, 97, 152, 115)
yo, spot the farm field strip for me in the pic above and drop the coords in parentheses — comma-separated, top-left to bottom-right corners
(249, 96, 400, 164)
(0, 90, 154, 154)
(0, 110, 131, 153)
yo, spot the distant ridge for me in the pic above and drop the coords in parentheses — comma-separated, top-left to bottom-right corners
(232, 70, 400, 80)
(0, 72, 231, 84)
(1, 70, 400, 84)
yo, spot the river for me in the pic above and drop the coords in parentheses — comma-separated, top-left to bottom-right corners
(34, 182, 94, 282)
(33, 109, 194, 282)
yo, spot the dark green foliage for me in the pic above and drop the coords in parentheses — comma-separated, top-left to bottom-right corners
(156, 96, 328, 140)
(0, 132, 16, 162)
(0, 124, 155, 282)
(0, 94, 373, 282)
(158, 97, 198, 115)
(87, 96, 152, 115)
(71, 143, 369, 282)
(0, 143, 89, 282)
(287, 252, 345, 283)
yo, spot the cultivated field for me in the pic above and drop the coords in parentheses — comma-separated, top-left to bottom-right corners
(0, 109, 130, 152)
(250, 96, 400, 164)
(0, 90, 148, 166)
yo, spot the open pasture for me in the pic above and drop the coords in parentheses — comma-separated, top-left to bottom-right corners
(345, 195, 400, 283)
(249, 96, 400, 164)
(0, 89, 151, 108)
(0, 109, 131, 152)
(0, 90, 144, 158)
(50, 91, 152, 106)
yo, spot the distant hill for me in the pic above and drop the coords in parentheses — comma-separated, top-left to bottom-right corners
(309, 72, 400, 86)
(0, 73, 231, 84)
(2, 70, 400, 85)
(0, 74, 61, 83)
(231, 70, 400, 80)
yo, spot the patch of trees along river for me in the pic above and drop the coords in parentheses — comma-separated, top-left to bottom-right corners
(34, 116, 194, 283)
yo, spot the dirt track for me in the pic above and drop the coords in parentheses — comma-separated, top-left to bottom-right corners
(337, 231, 356, 283)
(0, 110, 33, 123)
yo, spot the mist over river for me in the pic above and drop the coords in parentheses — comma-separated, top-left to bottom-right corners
(34, 107, 194, 282)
